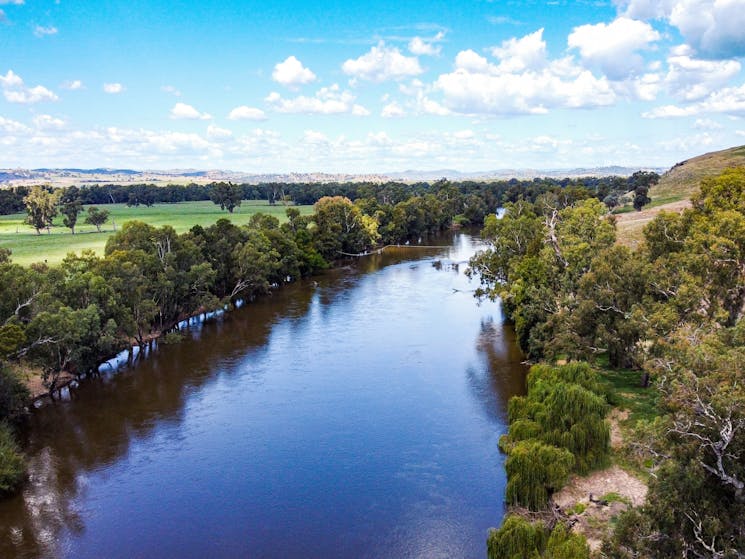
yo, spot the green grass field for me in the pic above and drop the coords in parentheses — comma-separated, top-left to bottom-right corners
(0, 201, 313, 266)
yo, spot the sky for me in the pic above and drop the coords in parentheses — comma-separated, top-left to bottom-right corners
(1, 0, 745, 173)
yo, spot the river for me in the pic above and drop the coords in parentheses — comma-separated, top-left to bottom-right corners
(0, 232, 526, 559)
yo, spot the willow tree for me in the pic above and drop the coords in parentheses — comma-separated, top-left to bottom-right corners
(504, 440, 574, 510)
(487, 516, 590, 559)
(505, 364, 611, 474)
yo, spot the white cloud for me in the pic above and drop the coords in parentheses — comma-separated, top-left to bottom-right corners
(490, 28, 548, 72)
(103, 83, 124, 94)
(616, 0, 745, 59)
(4, 84, 58, 104)
(61, 79, 83, 90)
(381, 101, 405, 117)
(228, 105, 267, 120)
(33, 114, 65, 129)
(0, 1, 25, 4)
(1, 70, 58, 104)
(453, 129, 474, 140)
(272, 56, 317, 88)
(694, 117, 723, 129)
(615, 72, 662, 101)
(434, 31, 617, 116)
(266, 85, 369, 115)
(342, 42, 423, 82)
(351, 104, 370, 116)
(568, 17, 660, 79)
(455, 50, 491, 73)
(170, 102, 211, 120)
(0, 69, 23, 88)
(367, 131, 392, 146)
(303, 129, 328, 144)
(0, 116, 30, 134)
(643, 83, 745, 117)
(33, 25, 58, 37)
(664, 52, 740, 100)
(207, 124, 233, 139)
(161, 85, 181, 97)
(408, 31, 445, 56)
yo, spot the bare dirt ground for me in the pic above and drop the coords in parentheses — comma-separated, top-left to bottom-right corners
(554, 465, 648, 510)
(615, 199, 691, 247)
(608, 408, 629, 450)
(554, 465, 648, 552)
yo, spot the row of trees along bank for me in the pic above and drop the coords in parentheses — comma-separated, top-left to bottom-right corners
(470, 167, 745, 558)
(1, 172, 660, 222)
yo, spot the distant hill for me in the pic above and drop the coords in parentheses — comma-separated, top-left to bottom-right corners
(652, 145, 745, 201)
(383, 166, 663, 182)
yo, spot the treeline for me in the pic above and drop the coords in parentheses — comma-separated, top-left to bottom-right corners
(0, 172, 659, 215)
(470, 168, 745, 557)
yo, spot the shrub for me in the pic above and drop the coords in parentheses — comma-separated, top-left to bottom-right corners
(505, 441, 574, 510)
(0, 422, 25, 495)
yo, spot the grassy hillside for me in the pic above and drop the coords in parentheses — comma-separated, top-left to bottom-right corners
(0, 200, 312, 266)
(651, 144, 745, 201)
(616, 145, 745, 247)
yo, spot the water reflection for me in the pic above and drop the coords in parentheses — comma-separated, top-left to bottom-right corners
(0, 232, 525, 559)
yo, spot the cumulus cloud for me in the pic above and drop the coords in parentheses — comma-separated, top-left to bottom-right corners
(664, 51, 740, 100)
(61, 79, 83, 90)
(433, 30, 616, 116)
(694, 117, 723, 129)
(170, 102, 211, 120)
(228, 105, 267, 120)
(490, 28, 547, 72)
(643, 82, 745, 117)
(381, 101, 405, 117)
(616, 0, 745, 59)
(455, 50, 491, 73)
(568, 17, 660, 79)
(161, 85, 181, 96)
(0, 69, 23, 88)
(33, 25, 57, 37)
(0, 69, 58, 103)
(303, 129, 328, 144)
(0, 116, 30, 134)
(5, 84, 58, 104)
(265, 84, 369, 115)
(408, 31, 445, 56)
(33, 114, 65, 129)
(342, 42, 423, 82)
(207, 124, 233, 139)
(103, 83, 124, 94)
(272, 56, 317, 88)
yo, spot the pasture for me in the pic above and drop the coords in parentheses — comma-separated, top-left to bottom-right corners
(0, 201, 313, 266)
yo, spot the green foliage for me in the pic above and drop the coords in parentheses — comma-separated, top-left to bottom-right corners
(487, 515, 589, 559)
(505, 441, 574, 510)
(0, 364, 29, 424)
(85, 206, 110, 232)
(24, 185, 60, 234)
(507, 364, 610, 475)
(209, 182, 242, 213)
(0, 422, 24, 495)
(487, 515, 547, 559)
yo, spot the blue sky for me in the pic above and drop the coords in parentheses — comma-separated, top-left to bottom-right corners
(1, 0, 745, 172)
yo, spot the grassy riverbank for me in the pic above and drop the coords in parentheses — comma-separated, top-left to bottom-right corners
(0, 201, 313, 266)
